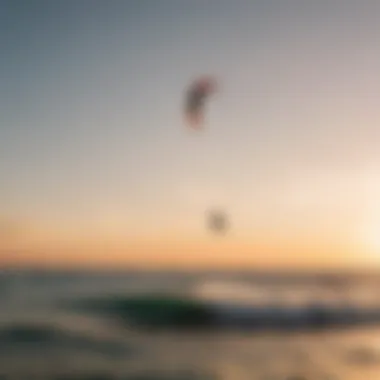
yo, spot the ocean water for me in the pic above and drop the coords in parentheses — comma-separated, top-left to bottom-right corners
(0, 270, 380, 379)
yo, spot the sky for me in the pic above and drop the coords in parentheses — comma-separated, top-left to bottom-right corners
(1, 0, 380, 269)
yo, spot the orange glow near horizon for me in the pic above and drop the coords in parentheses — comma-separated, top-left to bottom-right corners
(0, 221, 377, 270)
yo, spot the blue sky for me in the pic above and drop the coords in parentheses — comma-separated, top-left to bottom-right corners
(2, 1, 380, 267)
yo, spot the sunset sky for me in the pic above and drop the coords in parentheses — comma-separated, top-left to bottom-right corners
(1, 1, 380, 269)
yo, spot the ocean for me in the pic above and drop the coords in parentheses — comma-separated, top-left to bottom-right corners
(0, 269, 380, 379)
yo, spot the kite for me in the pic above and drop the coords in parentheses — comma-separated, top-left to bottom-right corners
(184, 76, 218, 129)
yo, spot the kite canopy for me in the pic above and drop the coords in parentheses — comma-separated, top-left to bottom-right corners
(184, 76, 218, 129)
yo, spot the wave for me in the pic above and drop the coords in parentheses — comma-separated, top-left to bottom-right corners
(0, 320, 132, 358)
(66, 292, 380, 332)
